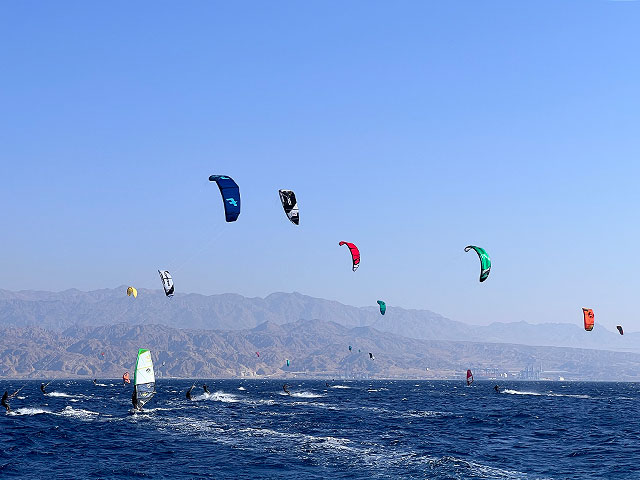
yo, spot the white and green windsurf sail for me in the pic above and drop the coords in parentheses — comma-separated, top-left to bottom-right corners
(133, 348, 155, 409)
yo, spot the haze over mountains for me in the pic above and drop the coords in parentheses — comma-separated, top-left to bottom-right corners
(0, 288, 636, 353)
(2, 320, 640, 381)
(2, 288, 639, 380)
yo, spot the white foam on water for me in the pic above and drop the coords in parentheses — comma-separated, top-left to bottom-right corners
(502, 389, 542, 396)
(9, 407, 52, 416)
(405, 410, 456, 418)
(547, 392, 590, 399)
(58, 406, 99, 419)
(47, 392, 84, 398)
(502, 389, 590, 399)
(330, 385, 351, 389)
(423, 455, 547, 480)
(240, 427, 354, 452)
(289, 391, 323, 398)
(237, 386, 246, 391)
(193, 391, 239, 403)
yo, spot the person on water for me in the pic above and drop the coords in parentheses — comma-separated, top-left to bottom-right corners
(2, 388, 20, 413)
(40, 382, 49, 395)
(203, 384, 211, 395)
(132, 386, 140, 411)
(2, 391, 10, 413)
(93, 379, 97, 386)
(494, 385, 501, 393)
(186, 385, 194, 400)
(283, 384, 291, 395)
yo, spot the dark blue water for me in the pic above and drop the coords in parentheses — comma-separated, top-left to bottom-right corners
(1, 380, 638, 479)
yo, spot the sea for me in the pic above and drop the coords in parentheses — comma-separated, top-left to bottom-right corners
(0, 380, 638, 479)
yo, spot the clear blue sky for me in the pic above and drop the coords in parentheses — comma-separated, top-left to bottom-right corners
(2, 1, 639, 331)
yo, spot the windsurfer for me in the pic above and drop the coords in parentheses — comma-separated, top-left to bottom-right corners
(132, 386, 140, 411)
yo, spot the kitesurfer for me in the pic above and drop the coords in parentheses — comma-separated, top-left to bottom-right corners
(283, 384, 291, 395)
(40, 382, 49, 395)
(203, 384, 211, 395)
(186, 385, 194, 400)
(3, 388, 21, 413)
(93, 379, 97, 386)
(494, 385, 501, 393)
(2, 391, 10, 413)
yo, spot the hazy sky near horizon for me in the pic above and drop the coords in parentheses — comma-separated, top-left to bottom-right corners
(2, 2, 640, 331)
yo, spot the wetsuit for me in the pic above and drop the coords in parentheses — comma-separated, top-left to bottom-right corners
(494, 385, 501, 393)
(283, 384, 290, 395)
(1, 391, 10, 413)
(93, 379, 97, 385)
(40, 383, 47, 395)
(132, 387, 139, 410)
(203, 384, 211, 395)
(186, 386, 194, 400)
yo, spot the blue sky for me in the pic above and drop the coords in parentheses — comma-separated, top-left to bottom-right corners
(2, 1, 639, 331)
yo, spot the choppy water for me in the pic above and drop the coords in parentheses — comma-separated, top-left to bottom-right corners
(1, 380, 638, 479)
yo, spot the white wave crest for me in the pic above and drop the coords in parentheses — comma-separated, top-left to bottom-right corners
(47, 392, 79, 398)
(194, 391, 239, 403)
(58, 406, 99, 419)
(9, 407, 52, 416)
(288, 391, 323, 398)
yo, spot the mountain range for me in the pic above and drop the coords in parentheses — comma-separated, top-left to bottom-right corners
(2, 319, 639, 381)
(0, 287, 636, 353)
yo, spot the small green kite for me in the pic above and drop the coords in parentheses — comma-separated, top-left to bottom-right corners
(464, 245, 491, 282)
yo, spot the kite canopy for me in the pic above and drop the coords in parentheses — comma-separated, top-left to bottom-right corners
(278, 190, 299, 225)
(377, 300, 386, 315)
(209, 175, 241, 222)
(466, 369, 474, 386)
(126, 286, 137, 298)
(464, 246, 491, 282)
(339, 241, 360, 271)
(286, 359, 290, 367)
(617, 325, 624, 335)
(583, 308, 595, 331)
(158, 270, 174, 297)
